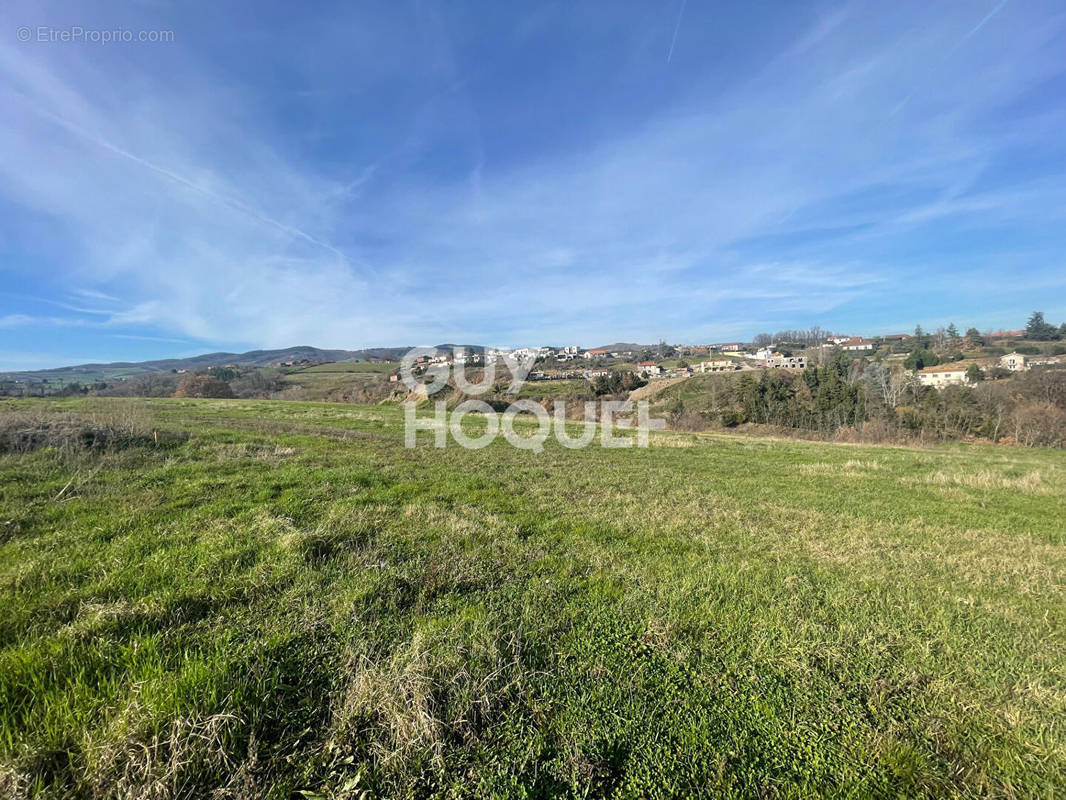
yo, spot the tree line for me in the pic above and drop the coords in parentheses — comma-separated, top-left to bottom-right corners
(667, 350, 1066, 448)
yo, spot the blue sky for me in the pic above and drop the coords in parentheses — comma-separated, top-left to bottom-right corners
(1, 0, 1065, 369)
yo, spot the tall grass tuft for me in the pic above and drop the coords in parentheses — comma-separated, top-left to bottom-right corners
(0, 405, 181, 457)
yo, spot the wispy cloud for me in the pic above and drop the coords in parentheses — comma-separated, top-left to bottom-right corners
(666, 0, 687, 63)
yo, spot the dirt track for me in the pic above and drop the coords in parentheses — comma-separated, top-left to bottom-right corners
(627, 376, 690, 402)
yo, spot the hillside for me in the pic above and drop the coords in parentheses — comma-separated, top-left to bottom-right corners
(0, 344, 484, 384)
(593, 342, 649, 353)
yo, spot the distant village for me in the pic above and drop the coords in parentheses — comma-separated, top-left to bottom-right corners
(392, 325, 1065, 387)
(4, 314, 1065, 399)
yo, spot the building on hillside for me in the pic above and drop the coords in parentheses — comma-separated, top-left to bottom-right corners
(841, 337, 875, 351)
(917, 362, 972, 387)
(638, 361, 662, 377)
(1000, 352, 1030, 372)
(584, 349, 608, 359)
(696, 359, 742, 373)
(764, 356, 807, 370)
(827, 336, 851, 345)
(716, 342, 744, 352)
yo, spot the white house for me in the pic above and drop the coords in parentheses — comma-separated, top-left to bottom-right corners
(696, 359, 742, 373)
(917, 363, 971, 387)
(1000, 352, 1030, 372)
(841, 337, 875, 351)
(765, 356, 806, 370)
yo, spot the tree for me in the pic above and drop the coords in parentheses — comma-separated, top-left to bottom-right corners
(1025, 311, 1059, 340)
(965, 328, 983, 348)
(947, 323, 959, 342)
(914, 324, 925, 340)
(904, 348, 939, 371)
(965, 363, 985, 383)
(592, 371, 645, 397)
(173, 374, 234, 399)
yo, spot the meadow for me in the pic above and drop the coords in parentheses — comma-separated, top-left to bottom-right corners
(0, 397, 1064, 798)
(276, 363, 398, 402)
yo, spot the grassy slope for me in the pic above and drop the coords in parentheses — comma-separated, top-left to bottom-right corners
(515, 379, 590, 399)
(293, 362, 399, 374)
(1, 398, 1064, 798)
(278, 363, 397, 400)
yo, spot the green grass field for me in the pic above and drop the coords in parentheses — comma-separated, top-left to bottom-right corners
(292, 362, 399, 375)
(1, 398, 1064, 798)
(277, 363, 397, 401)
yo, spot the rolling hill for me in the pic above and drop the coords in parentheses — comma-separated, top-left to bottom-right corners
(0, 344, 485, 384)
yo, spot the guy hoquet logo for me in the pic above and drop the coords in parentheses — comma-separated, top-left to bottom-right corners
(400, 347, 664, 450)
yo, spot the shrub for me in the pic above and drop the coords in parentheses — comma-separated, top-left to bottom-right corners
(1009, 402, 1066, 447)
(173, 375, 235, 399)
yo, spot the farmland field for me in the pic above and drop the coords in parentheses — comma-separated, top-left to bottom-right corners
(277, 363, 398, 401)
(1, 397, 1064, 798)
(292, 362, 399, 374)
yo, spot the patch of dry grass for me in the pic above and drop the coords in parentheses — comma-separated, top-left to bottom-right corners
(923, 469, 1051, 493)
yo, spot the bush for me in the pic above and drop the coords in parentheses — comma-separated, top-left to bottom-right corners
(1009, 402, 1066, 447)
(173, 375, 235, 399)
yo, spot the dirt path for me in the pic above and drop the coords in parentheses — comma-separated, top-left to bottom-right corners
(627, 376, 690, 402)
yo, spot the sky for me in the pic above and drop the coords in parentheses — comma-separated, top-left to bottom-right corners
(1, 0, 1065, 369)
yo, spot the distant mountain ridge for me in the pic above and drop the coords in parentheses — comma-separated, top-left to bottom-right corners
(0, 344, 484, 382)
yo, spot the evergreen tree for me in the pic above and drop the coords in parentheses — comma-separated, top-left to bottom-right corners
(1025, 311, 1058, 340)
